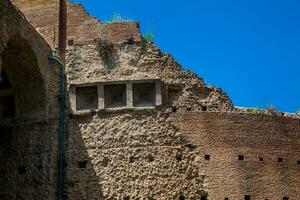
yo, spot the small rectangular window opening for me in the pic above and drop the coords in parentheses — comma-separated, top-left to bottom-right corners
(200, 195, 207, 200)
(239, 155, 245, 161)
(205, 155, 210, 160)
(104, 84, 127, 108)
(76, 86, 98, 111)
(77, 160, 88, 169)
(133, 83, 155, 107)
(283, 197, 289, 200)
(245, 195, 251, 200)
(259, 158, 264, 161)
(224, 198, 229, 200)
(278, 157, 284, 163)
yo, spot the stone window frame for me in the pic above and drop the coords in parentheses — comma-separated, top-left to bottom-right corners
(70, 79, 162, 114)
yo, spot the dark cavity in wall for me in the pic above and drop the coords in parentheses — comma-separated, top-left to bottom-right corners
(133, 83, 155, 107)
(205, 155, 210, 160)
(245, 195, 251, 200)
(238, 155, 244, 161)
(179, 192, 185, 200)
(104, 84, 127, 108)
(175, 152, 183, 161)
(77, 160, 88, 168)
(76, 86, 98, 111)
(201, 194, 207, 200)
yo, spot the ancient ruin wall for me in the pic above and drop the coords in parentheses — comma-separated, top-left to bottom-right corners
(0, 0, 61, 199)
(65, 111, 207, 199)
(66, 41, 233, 112)
(10, 1, 300, 200)
(174, 112, 300, 200)
(12, 0, 233, 111)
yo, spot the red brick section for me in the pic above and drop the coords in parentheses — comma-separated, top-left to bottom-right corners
(173, 112, 300, 200)
(66, 1, 101, 45)
(12, 0, 142, 46)
(99, 22, 142, 44)
(11, 0, 59, 47)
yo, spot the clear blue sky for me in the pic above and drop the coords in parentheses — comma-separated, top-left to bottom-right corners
(71, 0, 300, 113)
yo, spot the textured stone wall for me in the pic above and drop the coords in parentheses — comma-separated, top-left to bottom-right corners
(0, 122, 59, 200)
(174, 112, 300, 200)
(66, 42, 233, 112)
(65, 111, 207, 199)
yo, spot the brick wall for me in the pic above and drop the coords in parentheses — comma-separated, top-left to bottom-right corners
(174, 112, 300, 200)
(12, 0, 142, 46)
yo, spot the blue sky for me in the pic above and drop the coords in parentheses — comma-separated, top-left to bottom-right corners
(71, 0, 300, 113)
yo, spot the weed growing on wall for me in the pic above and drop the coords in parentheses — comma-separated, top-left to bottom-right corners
(96, 39, 119, 69)
(246, 108, 260, 114)
(266, 105, 277, 114)
(107, 13, 132, 23)
(143, 32, 155, 43)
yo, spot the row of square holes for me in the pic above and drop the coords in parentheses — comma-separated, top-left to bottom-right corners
(181, 194, 289, 200)
(75, 156, 293, 200)
(225, 196, 290, 200)
(204, 156, 294, 200)
(204, 154, 300, 164)
(76, 83, 157, 111)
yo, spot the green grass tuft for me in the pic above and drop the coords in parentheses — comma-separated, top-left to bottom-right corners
(143, 32, 155, 43)
(108, 13, 132, 23)
(246, 108, 259, 114)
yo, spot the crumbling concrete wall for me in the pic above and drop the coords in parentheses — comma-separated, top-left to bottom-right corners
(174, 112, 300, 200)
(66, 41, 233, 112)
(65, 111, 206, 199)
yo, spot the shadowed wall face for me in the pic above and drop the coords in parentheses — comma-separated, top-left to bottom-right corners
(1, 37, 46, 119)
(0, 1, 61, 199)
(0, 71, 14, 119)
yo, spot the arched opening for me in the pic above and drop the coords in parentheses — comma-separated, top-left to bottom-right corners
(0, 36, 47, 120)
(0, 36, 48, 199)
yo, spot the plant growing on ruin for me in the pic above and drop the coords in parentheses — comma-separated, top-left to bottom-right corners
(266, 104, 277, 114)
(246, 107, 259, 114)
(108, 13, 132, 23)
(297, 109, 300, 115)
(143, 32, 155, 43)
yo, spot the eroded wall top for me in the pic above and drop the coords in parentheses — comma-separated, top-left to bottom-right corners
(12, 0, 143, 46)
